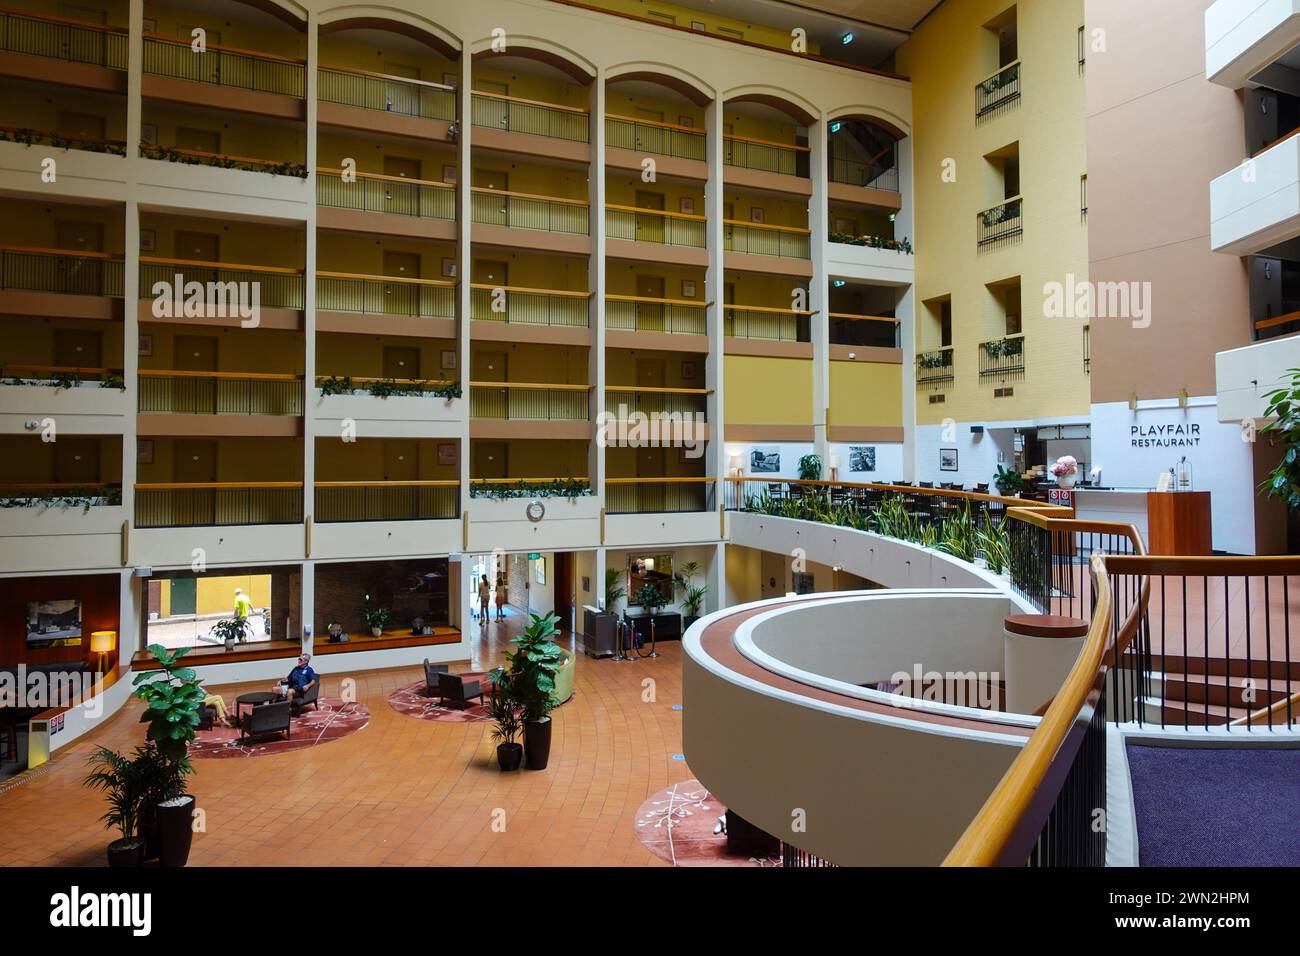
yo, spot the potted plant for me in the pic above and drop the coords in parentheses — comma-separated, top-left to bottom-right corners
(1050, 455, 1078, 489)
(498, 612, 565, 770)
(635, 583, 667, 616)
(680, 585, 708, 629)
(993, 465, 1026, 497)
(603, 567, 626, 613)
(210, 616, 249, 651)
(83, 746, 147, 867)
(363, 606, 391, 637)
(131, 645, 200, 866)
(486, 671, 524, 771)
(797, 453, 823, 482)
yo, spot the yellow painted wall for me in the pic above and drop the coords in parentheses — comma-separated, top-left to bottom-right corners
(317, 231, 455, 282)
(472, 160, 588, 203)
(0, 436, 121, 483)
(318, 35, 457, 86)
(315, 438, 459, 481)
(140, 326, 304, 375)
(590, 0, 821, 55)
(141, 104, 305, 164)
(135, 437, 304, 483)
(897, 0, 1089, 426)
(606, 175, 705, 217)
(143, 1, 305, 59)
(605, 88, 704, 131)
(605, 260, 704, 300)
(158, 573, 272, 618)
(723, 190, 808, 230)
(5, 88, 128, 142)
(473, 439, 589, 478)
(140, 213, 305, 269)
(318, 133, 456, 184)
(316, 333, 456, 381)
(0, 316, 125, 370)
(15, 0, 128, 28)
(1, 199, 124, 254)
(472, 252, 588, 293)
(828, 361, 902, 427)
(471, 342, 589, 384)
(606, 348, 702, 389)
(473, 66, 588, 112)
(724, 356, 811, 425)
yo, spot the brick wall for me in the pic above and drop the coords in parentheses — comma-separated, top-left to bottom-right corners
(314, 559, 449, 637)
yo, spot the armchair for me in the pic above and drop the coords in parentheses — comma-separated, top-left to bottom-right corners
(239, 700, 291, 744)
(437, 671, 487, 709)
(423, 659, 449, 695)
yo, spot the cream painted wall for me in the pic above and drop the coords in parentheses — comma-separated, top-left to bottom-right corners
(135, 436, 304, 483)
(316, 334, 456, 381)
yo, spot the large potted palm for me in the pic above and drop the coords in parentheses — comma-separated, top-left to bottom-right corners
(83, 746, 147, 867)
(486, 671, 524, 771)
(131, 645, 201, 866)
(499, 612, 566, 770)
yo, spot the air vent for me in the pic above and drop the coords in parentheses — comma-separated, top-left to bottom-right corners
(994, 386, 1014, 398)
(929, 394, 946, 404)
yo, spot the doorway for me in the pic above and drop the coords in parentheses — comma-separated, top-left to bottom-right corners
(635, 190, 665, 243)
(383, 441, 418, 481)
(54, 329, 102, 369)
(382, 345, 420, 380)
(552, 552, 575, 633)
(383, 251, 421, 315)
(472, 441, 508, 479)
(635, 275, 665, 332)
(54, 439, 100, 484)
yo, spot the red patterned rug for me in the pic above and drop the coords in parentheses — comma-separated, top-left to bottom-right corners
(387, 680, 573, 724)
(634, 779, 782, 867)
(190, 699, 369, 759)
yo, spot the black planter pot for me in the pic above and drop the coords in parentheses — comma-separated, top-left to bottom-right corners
(155, 795, 196, 867)
(523, 717, 552, 770)
(106, 837, 145, 868)
(684, 615, 700, 631)
(496, 742, 523, 771)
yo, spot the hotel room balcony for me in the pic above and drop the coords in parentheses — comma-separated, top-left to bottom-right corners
(470, 187, 591, 254)
(605, 204, 709, 268)
(471, 90, 591, 164)
(318, 65, 456, 139)
(470, 284, 591, 347)
(1205, 0, 1300, 88)
(316, 168, 455, 240)
(0, 7, 127, 93)
(316, 271, 456, 338)
(469, 382, 592, 440)
(724, 220, 813, 277)
(0, 244, 124, 319)
(1211, 132, 1300, 255)
(136, 369, 303, 437)
(723, 131, 811, 197)
(604, 293, 709, 351)
(141, 33, 306, 120)
(605, 112, 707, 180)
(724, 303, 813, 354)
(139, 255, 304, 325)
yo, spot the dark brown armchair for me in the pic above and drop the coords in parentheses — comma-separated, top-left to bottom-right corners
(423, 659, 449, 695)
(240, 700, 291, 743)
(437, 671, 487, 709)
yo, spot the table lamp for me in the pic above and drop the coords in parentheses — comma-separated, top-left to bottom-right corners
(90, 630, 116, 673)
(729, 454, 744, 477)
(829, 454, 842, 481)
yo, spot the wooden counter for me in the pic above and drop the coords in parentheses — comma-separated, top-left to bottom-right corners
(1146, 491, 1212, 555)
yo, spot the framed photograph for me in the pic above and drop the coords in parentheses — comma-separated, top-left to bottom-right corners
(143, 17, 157, 33)
(681, 360, 697, 380)
(681, 279, 696, 298)
(440, 350, 457, 370)
(679, 115, 694, 128)
(849, 445, 876, 473)
(940, 448, 959, 472)
(750, 446, 780, 474)
(442, 164, 457, 184)
(679, 196, 695, 215)
(139, 229, 156, 253)
(533, 556, 546, 586)
(750, 206, 765, 223)
(138, 334, 153, 357)
(26, 599, 82, 648)
(581, 575, 590, 593)
(137, 439, 154, 466)
(442, 72, 457, 88)
(141, 123, 158, 146)
(440, 257, 457, 278)
(690, 21, 705, 32)
(437, 442, 457, 466)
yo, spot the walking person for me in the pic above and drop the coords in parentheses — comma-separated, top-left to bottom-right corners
(494, 575, 507, 622)
(478, 575, 491, 627)
(233, 587, 253, 642)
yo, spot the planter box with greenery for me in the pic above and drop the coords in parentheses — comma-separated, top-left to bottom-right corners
(491, 612, 565, 771)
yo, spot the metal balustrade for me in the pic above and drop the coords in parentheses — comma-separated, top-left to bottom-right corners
(143, 35, 305, 97)
(137, 371, 303, 416)
(724, 221, 810, 258)
(140, 258, 304, 310)
(723, 135, 806, 175)
(829, 145, 900, 191)
(604, 387, 708, 418)
(605, 478, 714, 514)
(723, 305, 810, 342)
(829, 313, 900, 348)
(316, 273, 454, 318)
(134, 483, 303, 528)
(471, 189, 589, 234)
(916, 347, 955, 387)
(469, 383, 591, 420)
(316, 169, 455, 220)
(606, 205, 706, 247)
(0, 9, 127, 69)
(976, 61, 1021, 117)
(605, 114, 705, 160)
(315, 481, 459, 522)
(470, 285, 589, 327)
(1, 246, 123, 297)
(605, 295, 707, 335)
(317, 66, 455, 120)
(977, 198, 1023, 247)
(471, 92, 589, 142)
(979, 335, 1026, 380)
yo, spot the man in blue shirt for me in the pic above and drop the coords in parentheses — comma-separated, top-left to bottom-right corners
(276, 654, 317, 703)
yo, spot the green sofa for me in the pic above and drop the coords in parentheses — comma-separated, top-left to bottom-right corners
(549, 648, 575, 707)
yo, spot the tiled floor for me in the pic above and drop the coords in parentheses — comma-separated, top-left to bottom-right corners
(0, 615, 691, 867)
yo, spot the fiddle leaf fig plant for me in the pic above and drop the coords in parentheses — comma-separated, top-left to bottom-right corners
(1259, 367, 1300, 509)
(131, 645, 203, 768)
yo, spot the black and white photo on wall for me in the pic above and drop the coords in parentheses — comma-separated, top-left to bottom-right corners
(750, 446, 780, 473)
(848, 445, 876, 473)
(940, 448, 959, 472)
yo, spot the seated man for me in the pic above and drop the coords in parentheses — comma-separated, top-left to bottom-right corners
(274, 654, 318, 702)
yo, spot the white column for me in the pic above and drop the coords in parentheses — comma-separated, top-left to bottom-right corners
(121, 0, 143, 551)
(457, 49, 473, 518)
(704, 100, 726, 512)
(896, 136, 917, 480)
(589, 69, 607, 514)
(299, 13, 319, 647)
(808, 114, 830, 476)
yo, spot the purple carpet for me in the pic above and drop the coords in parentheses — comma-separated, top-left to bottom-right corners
(1125, 742, 1300, 866)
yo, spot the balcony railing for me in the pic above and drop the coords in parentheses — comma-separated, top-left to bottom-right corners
(317, 65, 455, 120)
(977, 197, 1023, 247)
(829, 312, 900, 348)
(605, 386, 709, 418)
(0, 125, 126, 156)
(471, 91, 589, 143)
(606, 204, 707, 247)
(1254, 308, 1300, 340)
(471, 188, 589, 234)
(1083, 324, 1090, 373)
(976, 60, 1021, 117)
(316, 375, 459, 399)
(916, 347, 955, 387)
(315, 480, 459, 522)
(317, 272, 455, 319)
(724, 220, 811, 259)
(605, 113, 705, 161)
(140, 257, 305, 310)
(469, 382, 591, 420)
(0, 8, 127, 69)
(2, 363, 123, 387)
(724, 133, 808, 176)
(143, 34, 305, 97)
(724, 304, 812, 342)
(316, 168, 455, 220)
(829, 145, 899, 191)
(1, 245, 123, 297)
(605, 477, 715, 515)
(134, 482, 303, 528)
(605, 294, 707, 335)
(139, 142, 306, 177)
(470, 284, 590, 327)
(137, 370, 303, 416)
(0, 482, 122, 507)
(979, 335, 1025, 380)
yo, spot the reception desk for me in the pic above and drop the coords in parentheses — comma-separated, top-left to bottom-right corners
(1147, 491, 1212, 555)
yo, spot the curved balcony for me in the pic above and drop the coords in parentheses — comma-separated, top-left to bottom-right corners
(318, 65, 455, 121)
(471, 90, 589, 143)
(0, 8, 127, 92)
(606, 113, 706, 161)
(143, 33, 305, 97)
(316, 168, 455, 224)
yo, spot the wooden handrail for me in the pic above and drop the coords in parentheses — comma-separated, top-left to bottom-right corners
(0, 6, 127, 33)
(606, 476, 715, 484)
(318, 375, 455, 387)
(470, 186, 589, 207)
(977, 195, 1023, 217)
(1231, 691, 1300, 727)
(606, 384, 712, 395)
(135, 481, 303, 490)
(314, 166, 454, 188)
(472, 476, 590, 484)
(724, 131, 810, 152)
(0, 125, 127, 148)
(606, 202, 707, 223)
(919, 345, 955, 353)
(140, 255, 302, 276)
(469, 282, 591, 298)
(976, 58, 1022, 87)
(829, 312, 900, 324)
(140, 143, 301, 170)
(318, 63, 454, 91)
(1254, 308, 1300, 332)
(2, 364, 121, 376)
(1252, 124, 1300, 158)
(0, 243, 121, 260)
(725, 303, 816, 316)
(469, 381, 593, 391)
(606, 293, 709, 308)
(728, 475, 1073, 513)
(723, 218, 811, 235)
(315, 480, 459, 488)
(137, 369, 302, 381)
(471, 88, 589, 114)
(982, 332, 1026, 342)
(605, 112, 704, 135)
(1104, 554, 1300, 576)
(0, 482, 120, 491)
(317, 270, 456, 288)
(143, 31, 305, 65)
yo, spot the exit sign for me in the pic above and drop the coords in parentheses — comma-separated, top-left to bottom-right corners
(527, 553, 541, 560)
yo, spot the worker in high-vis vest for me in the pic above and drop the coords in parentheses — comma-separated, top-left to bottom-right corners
(233, 588, 253, 641)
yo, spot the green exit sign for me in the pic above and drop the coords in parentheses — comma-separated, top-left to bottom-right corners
(527, 553, 541, 560)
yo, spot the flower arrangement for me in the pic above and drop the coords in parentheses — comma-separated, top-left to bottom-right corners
(1049, 456, 1078, 479)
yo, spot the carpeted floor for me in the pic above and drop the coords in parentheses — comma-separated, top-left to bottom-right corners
(191, 699, 370, 759)
(633, 778, 781, 867)
(388, 681, 493, 723)
(1125, 742, 1300, 866)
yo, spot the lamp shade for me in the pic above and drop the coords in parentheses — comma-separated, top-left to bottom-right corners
(729, 454, 744, 470)
(90, 630, 116, 653)
(830, 454, 842, 469)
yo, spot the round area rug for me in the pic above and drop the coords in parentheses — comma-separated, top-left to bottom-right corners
(387, 680, 574, 724)
(634, 778, 782, 867)
(190, 699, 369, 759)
